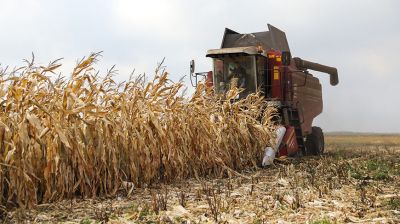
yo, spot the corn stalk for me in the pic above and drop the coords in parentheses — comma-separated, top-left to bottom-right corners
(0, 53, 276, 209)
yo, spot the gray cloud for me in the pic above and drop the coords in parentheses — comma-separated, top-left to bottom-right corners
(1, 0, 399, 132)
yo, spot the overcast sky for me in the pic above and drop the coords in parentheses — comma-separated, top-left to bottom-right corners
(1, 0, 399, 133)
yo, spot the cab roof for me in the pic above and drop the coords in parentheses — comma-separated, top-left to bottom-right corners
(206, 46, 267, 58)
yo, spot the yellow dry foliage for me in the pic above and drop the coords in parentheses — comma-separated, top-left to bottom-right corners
(0, 53, 276, 208)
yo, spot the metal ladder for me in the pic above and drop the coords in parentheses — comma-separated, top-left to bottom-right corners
(287, 108, 306, 155)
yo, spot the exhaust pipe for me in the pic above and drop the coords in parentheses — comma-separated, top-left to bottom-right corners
(293, 57, 339, 86)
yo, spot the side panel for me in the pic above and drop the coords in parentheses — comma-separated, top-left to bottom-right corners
(278, 126, 299, 157)
(290, 71, 323, 135)
(266, 51, 284, 100)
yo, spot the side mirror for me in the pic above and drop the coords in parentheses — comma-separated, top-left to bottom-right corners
(190, 60, 195, 74)
(281, 51, 291, 66)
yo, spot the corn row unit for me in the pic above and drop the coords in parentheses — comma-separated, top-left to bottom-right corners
(0, 53, 276, 208)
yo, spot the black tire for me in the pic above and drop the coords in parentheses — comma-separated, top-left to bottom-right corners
(305, 126, 324, 155)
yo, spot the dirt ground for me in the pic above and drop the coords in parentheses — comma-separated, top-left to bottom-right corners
(3, 134, 400, 223)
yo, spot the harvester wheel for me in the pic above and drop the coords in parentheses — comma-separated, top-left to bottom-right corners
(305, 126, 324, 155)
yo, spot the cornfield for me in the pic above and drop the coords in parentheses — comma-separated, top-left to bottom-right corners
(0, 53, 276, 209)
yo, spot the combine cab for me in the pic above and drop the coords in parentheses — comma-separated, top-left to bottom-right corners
(190, 24, 338, 161)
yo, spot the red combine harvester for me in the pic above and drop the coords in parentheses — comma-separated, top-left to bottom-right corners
(190, 24, 339, 164)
